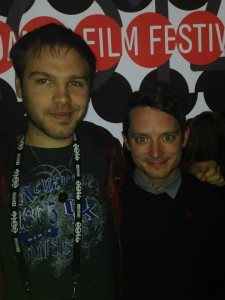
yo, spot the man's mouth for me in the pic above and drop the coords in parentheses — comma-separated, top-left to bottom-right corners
(51, 111, 73, 120)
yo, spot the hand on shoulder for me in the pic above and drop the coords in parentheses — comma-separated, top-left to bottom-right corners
(188, 160, 225, 187)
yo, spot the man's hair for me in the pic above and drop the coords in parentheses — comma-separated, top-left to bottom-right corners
(9, 22, 96, 84)
(122, 81, 187, 137)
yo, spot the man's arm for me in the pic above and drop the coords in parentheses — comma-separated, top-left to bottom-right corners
(212, 189, 225, 297)
(188, 160, 225, 186)
(0, 259, 5, 299)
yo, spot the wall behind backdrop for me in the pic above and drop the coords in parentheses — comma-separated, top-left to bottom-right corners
(0, 0, 225, 143)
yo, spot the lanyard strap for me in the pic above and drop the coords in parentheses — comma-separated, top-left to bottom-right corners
(10, 134, 82, 299)
(72, 134, 82, 298)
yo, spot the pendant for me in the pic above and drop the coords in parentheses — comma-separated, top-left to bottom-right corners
(58, 191, 68, 203)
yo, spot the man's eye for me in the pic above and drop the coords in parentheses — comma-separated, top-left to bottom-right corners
(162, 134, 175, 142)
(37, 79, 50, 84)
(135, 136, 148, 144)
(70, 81, 83, 87)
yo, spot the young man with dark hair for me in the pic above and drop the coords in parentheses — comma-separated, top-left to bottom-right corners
(0, 23, 124, 300)
(121, 82, 225, 300)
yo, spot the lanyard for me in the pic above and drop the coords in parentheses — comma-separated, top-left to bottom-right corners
(10, 134, 82, 299)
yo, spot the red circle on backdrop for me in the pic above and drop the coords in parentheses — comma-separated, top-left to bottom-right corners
(125, 12, 176, 68)
(177, 11, 225, 65)
(75, 14, 122, 71)
(0, 21, 16, 73)
(20, 16, 62, 36)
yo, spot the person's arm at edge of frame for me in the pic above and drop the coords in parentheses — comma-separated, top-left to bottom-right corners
(0, 259, 6, 299)
(180, 160, 225, 187)
(212, 187, 225, 297)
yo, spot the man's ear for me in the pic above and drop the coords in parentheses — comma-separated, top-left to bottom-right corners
(122, 132, 130, 151)
(182, 128, 189, 148)
(15, 76, 22, 99)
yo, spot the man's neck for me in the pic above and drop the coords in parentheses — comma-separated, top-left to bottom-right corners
(133, 169, 182, 199)
(135, 168, 179, 188)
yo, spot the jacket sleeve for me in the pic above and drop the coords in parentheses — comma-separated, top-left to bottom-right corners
(105, 136, 127, 236)
(212, 189, 225, 298)
(0, 256, 6, 299)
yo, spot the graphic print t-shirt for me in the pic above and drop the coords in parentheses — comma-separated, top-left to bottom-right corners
(18, 144, 115, 300)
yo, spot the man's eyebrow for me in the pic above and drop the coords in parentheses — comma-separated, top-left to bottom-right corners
(69, 75, 89, 81)
(28, 71, 89, 81)
(130, 132, 148, 137)
(163, 130, 180, 135)
(130, 130, 180, 137)
(28, 71, 51, 78)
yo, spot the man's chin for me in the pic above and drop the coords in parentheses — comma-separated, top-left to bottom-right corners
(146, 171, 171, 183)
(50, 131, 74, 140)
(43, 126, 75, 140)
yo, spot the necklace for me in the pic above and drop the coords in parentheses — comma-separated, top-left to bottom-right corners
(10, 133, 83, 299)
(28, 144, 74, 203)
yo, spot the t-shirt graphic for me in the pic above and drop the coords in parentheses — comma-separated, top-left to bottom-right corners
(18, 148, 106, 279)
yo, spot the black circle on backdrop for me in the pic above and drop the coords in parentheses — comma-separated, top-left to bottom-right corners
(6, 0, 35, 35)
(112, 0, 152, 12)
(0, 0, 15, 17)
(0, 79, 25, 137)
(91, 72, 132, 123)
(140, 69, 198, 115)
(1, 0, 33, 17)
(47, 0, 94, 15)
(196, 70, 225, 114)
(169, 0, 208, 11)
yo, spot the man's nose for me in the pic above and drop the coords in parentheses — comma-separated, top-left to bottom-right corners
(53, 84, 70, 104)
(148, 141, 162, 158)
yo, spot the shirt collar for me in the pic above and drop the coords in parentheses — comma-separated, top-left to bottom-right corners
(133, 169, 182, 199)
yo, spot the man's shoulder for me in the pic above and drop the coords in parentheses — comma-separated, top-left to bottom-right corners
(1, 117, 26, 150)
(76, 121, 112, 139)
(181, 170, 217, 187)
(180, 170, 223, 199)
(180, 170, 225, 222)
(0, 117, 27, 167)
